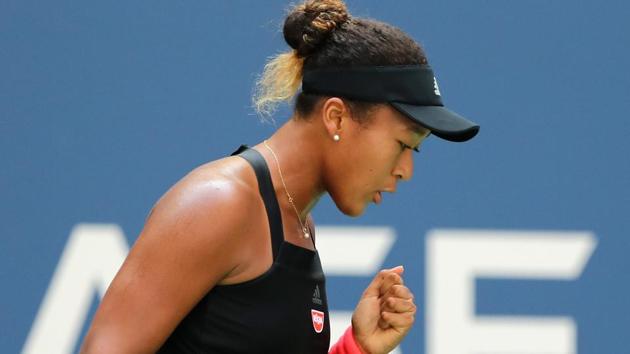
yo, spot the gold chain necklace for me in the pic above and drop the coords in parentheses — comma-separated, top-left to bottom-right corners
(262, 140, 310, 239)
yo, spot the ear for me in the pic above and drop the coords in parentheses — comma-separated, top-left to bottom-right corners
(319, 97, 351, 139)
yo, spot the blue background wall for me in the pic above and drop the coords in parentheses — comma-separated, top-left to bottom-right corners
(2, 1, 629, 353)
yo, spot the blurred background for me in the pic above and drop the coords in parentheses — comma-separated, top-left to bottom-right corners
(1, 1, 629, 353)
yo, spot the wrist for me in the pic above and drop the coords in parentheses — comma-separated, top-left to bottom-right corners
(350, 326, 368, 354)
(329, 326, 366, 354)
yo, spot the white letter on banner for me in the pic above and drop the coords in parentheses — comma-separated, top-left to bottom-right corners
(22, 224, 129, 354)
(426, 229, 596, 354)
(316, 226, 401, 354)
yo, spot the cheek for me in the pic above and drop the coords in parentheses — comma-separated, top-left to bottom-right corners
(363, 147, 400, 179)
(346, 140, 399, 186)
(352, 134, 392, 170)
(326, 131, 399, 207)
(324, 161, 372, 212)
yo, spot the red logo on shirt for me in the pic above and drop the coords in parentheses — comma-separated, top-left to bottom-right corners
(311, 309, 325, 333)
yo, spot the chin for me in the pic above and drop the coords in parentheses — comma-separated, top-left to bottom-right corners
(335, 199, 367, 218)
(328, 189, 368, 217)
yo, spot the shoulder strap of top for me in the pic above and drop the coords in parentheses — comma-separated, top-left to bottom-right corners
(231, 145, 284, 260)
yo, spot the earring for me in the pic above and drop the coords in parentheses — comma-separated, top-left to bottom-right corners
(333, 134, 340, 142)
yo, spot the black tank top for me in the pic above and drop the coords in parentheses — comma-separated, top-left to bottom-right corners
(158, 146, 331, 354)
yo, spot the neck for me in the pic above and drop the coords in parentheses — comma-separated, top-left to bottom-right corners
(256, 117, 327, 222)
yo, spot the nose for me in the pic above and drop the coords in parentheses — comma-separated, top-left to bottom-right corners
(392, 149, 414, 181)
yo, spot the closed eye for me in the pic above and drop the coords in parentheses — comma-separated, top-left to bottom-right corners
(399, 141, 420, 153)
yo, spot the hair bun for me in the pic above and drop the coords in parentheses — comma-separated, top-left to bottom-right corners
(283, 0, 349, 57)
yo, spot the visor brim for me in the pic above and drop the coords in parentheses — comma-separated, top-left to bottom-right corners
(390, 102, 480, 142)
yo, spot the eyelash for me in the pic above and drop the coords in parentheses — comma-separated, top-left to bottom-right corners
(399, 141, 420, 153)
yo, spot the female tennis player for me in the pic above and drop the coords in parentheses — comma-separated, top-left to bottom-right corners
(81, 0, 479, 353)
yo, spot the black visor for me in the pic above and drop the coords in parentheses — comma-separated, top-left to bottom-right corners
(302, 65, 479, 142)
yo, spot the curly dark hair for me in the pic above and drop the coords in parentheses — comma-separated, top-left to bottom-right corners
(254, 0, 428, 122)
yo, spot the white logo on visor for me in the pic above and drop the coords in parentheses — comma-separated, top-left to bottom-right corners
(433, 77, 441, 96)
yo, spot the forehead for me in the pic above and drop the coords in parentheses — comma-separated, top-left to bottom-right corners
(369, 104, 430, 137)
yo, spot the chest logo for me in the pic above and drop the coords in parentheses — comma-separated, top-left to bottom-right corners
(311, 309, 325, 333)
(312, 285, 323, 305)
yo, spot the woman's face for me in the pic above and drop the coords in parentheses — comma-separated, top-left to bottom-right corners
(326, 104, 430, 216)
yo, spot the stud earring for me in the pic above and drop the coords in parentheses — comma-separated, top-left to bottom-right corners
(333, 134, 340, 142)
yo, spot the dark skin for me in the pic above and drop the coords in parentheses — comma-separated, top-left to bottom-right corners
(80, 98, 429, 354)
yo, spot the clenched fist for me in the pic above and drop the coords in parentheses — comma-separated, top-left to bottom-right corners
(351, 266, 417, 354)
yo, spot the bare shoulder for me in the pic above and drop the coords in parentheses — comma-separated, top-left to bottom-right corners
(140, 155, 259, 261)
(81, 155, 262, 353)
(152, 156, 256, 217)
(126, 154, 263, 291)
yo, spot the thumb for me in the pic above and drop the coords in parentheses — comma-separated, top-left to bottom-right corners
(389, 265, 404, 275)
(363, 265, 405, 297)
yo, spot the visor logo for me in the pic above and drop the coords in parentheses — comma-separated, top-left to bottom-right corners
(311, 309, 325, 333)
(433, 77, 441, 96)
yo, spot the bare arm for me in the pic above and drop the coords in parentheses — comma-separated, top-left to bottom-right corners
(81, 171, 256, 353)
